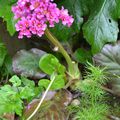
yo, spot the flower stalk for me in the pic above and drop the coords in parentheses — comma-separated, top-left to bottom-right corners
(27, 73, 56, 120)
(45, 28, 75, 77)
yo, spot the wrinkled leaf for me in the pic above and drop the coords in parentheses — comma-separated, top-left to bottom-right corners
(19, 77, 41, 101)
(13, 48, 46, 79)
(23, 90, 73, 120)
(93, 43, 120, 96)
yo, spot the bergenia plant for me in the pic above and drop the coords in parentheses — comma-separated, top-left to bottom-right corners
(12, 0, 80, 81)
(12, 1, 80, 119)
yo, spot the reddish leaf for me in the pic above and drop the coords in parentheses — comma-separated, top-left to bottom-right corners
(23, 90, 73, 120)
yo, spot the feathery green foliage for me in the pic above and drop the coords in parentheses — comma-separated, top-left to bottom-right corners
(69, 63, 109, 120)
(77, 63, 107, 101)
(75, 104, 108, 120)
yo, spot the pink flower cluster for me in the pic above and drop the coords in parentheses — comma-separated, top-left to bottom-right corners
(12, 0, 74, 39)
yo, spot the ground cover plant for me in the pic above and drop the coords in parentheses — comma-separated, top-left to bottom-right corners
(0, 0, 120, 120)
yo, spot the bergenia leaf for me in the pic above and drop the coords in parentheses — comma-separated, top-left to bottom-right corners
(93, 43, 120, 96)
(83, 0, 120, 53)
(13, 48, 46, 79)
(23, 90, 73, 120)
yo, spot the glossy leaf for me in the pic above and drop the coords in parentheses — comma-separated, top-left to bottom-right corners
(83, 0, 120, 53)
(38, 79, 50, 89)
(50, 23, 74, 42)
(39, 54, 66, 75)
(13, 48, 46, 79)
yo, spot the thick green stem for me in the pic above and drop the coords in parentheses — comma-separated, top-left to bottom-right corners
(45, 28, 74, 74)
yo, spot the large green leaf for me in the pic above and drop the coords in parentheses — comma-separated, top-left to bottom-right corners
(0, 0, 16, 36)
(83, 0, 120, 53)
(13, 48, 46, 79)
(93, 43, 120, 96)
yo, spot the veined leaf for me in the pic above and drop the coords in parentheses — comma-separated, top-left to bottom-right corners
(94, 43, 120, 96)
(83, 0, 120, 53)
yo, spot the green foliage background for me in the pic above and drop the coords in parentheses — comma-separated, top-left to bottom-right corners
(1, 0, 120, 54)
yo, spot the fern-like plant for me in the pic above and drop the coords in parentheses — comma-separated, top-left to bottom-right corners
(69, 63, 109, 120)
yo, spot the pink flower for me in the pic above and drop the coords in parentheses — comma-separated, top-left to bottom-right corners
(60, 7, 74, 27)
(12, 0, 74, 38)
